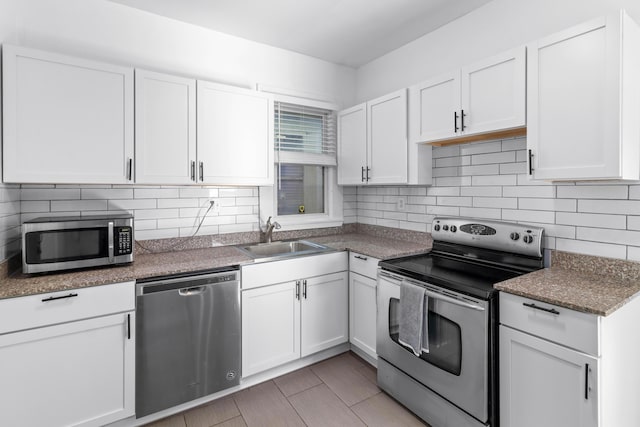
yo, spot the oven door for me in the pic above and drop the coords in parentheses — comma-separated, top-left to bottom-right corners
(377, 270, 490, 423)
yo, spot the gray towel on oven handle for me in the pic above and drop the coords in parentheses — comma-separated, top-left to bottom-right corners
(422, 293, 429, 354)
(398, 279, 426, 357)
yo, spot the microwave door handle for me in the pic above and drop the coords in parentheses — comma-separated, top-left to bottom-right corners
(108, 221, 115, 263)
(423, 288, 486, 311)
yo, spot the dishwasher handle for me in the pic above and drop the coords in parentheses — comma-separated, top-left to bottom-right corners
(178, 286, 207, 296)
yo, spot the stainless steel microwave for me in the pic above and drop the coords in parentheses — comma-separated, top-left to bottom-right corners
(22, 214, 134, 274)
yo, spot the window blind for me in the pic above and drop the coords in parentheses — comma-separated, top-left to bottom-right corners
(274, 101, 337, 166)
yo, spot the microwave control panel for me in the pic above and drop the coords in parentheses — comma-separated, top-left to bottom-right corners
(115, 226, 133, 255)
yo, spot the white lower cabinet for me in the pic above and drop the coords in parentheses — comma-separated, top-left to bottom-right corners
(499, 291, 640, 427)
(241, 252, 348, 377)
(348, 252, 380, 360)
(500, 325, 598, 427)
(0, 282, 135, 427)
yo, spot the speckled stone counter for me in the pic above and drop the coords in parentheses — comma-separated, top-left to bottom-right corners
(495, 251, 640, 316)
(0, 225, 432, 300)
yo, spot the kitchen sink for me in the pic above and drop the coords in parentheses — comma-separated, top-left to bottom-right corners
(237, 240, 330, 260)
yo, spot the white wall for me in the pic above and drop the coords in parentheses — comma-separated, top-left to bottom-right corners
(354, 138, 640, 262)
(356, 0, 640, 102)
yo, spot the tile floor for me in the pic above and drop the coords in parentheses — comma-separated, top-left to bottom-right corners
(145, 351, 428, 427)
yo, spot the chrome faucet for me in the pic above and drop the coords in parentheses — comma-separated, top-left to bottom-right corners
(264, 216, 281, 243)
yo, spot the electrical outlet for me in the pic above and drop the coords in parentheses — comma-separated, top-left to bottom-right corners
(209, 199, 220, 213)
(396, 197, 406, 211)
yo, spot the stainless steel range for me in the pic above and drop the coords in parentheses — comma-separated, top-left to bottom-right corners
(377, 217, 544, 427)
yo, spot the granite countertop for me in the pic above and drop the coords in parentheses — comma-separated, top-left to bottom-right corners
(495, 251, 640, 316)
(0, 229, 432, 300)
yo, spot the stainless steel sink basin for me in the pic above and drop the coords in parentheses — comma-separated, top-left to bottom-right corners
(237, 240, 330, 260)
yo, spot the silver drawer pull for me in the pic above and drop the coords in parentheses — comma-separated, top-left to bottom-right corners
(42, 293, 78, 302)
(354, 255, 368, 261)
(523, 302, 560, 315)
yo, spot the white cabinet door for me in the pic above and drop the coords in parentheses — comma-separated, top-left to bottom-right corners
(527, 12, 640, 180)
(409, 71, 460, 143)
(500, 326, 599, 427)
(461, 47, 526, 135)
(337, 103, 367, 185)
(197, 81, 274, 185)
(242, 282, 300, 377)
(2, 45, 134, 184)
(349, 272, 377, 359)
(301, 271, 348, 357)
(367, 89, 408, 185)
(135, 69, 196, 184)
(0, 312, 135, 427)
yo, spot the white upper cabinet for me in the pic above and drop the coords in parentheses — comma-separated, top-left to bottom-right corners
(410, 47, 526, 144)
(527, 11, 640, 180)
(135, 69, 196, 184)
(197, 81, 274, 186)
(337, 103, 367, 185)
(2, 45, 134, 184)
(338, 89, 416, 185)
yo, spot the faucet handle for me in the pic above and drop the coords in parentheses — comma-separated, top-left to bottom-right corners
(274, 221, 281, 230)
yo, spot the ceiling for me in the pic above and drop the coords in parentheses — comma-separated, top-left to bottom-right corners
(109, 0, 493, 68)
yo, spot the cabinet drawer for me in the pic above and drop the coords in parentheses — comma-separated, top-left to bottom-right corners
(242, 252, 348, 290)
(349, 252, 380, 279)
(0, 281, 135, 334)
(500, 292, 599, 356)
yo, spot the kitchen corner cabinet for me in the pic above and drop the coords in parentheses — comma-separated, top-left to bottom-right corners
(527, 11, 640, 181)
(197, 81, 274, 186)
(409, 46, 525, 144)
(241, 252, 348, 377)
(0, 282, 135, 427)
(348, 252, 379, 360)
(135, 69, 197, 184)
(500, 291, 640, 427)
(338, 89, 411, 185)
(2, 45, 134, 184)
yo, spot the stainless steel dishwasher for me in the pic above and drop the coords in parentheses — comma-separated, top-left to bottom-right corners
(135, 267, 240, 418)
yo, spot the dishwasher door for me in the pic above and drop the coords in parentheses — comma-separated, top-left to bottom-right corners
(135, 269, 240, 418)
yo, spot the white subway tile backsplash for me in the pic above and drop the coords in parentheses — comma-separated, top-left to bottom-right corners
(471, 175, 517, 186)
(501, 138, 526, 151)
(459, 141, 501, 155)
(81, 188, 133, 200)
(576, 227, 640, 246)
(473, 197, 517, 209)
(134, 188, 180, 199)
(628, 216, 640, 231)
(471, 151, 515, 165)
(179, 188, 220, 198)
(134, 208, 180, 220)
(435, 176, 472, 186)
(502, 209, 555, 224)
(557, 185, 628, 200)
(432, 145, 460, 158)
(499, 162, 527, 175)
(407, 196, 437, 205)
(383, 211, 408, 221)
(157, 198, 200, 209)
(51, 200, 108, 212)
(630, 186, 640, 200)
(556, 212, 626, 230)
(426, 187, 460, 196)
(219, 188, 254, 198)
(21, 201, 50, 213)
(627, 246, 640, 261)
(433, 166, 459, 178)
(459, 164, 500, 176)
(578, 200, 640, 215)
(458, 207, 502, 219)
(398, 221, 428, 233)
(435, 156, 471, 168)
(502, 186, 556, 198)
(376, 187, 399, 196)
(460, 186, 502, 197)
(556, 238, 628, 259)
(109, 199, 157, 210)
(21, 189, 81, 200)
(436, 196, 472, 207)
(517, 198, 576, 212)
(399, 187, 427, 196)
(426, 205, 460, 216)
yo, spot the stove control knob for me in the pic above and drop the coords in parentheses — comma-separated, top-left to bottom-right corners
(450, 225, 457, 233)
(510, 232, 520, 241)
(523, 235, 534, 244)
(443, 225, 449, 231)
(434, 224, 441, 231)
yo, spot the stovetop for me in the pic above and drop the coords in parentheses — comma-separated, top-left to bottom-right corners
(379, 217, 545, 300)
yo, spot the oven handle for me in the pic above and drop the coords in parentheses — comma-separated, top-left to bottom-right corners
(378, 270, 485, 312)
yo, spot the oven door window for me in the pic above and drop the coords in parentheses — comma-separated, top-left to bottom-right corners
(389, 297, 462, 375)
(25, 228, 109, 264)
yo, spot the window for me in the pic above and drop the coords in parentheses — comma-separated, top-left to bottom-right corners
(259, 96, 343, 230)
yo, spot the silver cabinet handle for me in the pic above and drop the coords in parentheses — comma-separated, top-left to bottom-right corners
(295, 280, 300, 300)
(42, 293, 78, 302)
(127, 158, 133, 181)
(191, 161, 196, 181)
(303, 279, 307, 299)
(354, 255, 368, 261)
(199, 161, 204, 181)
